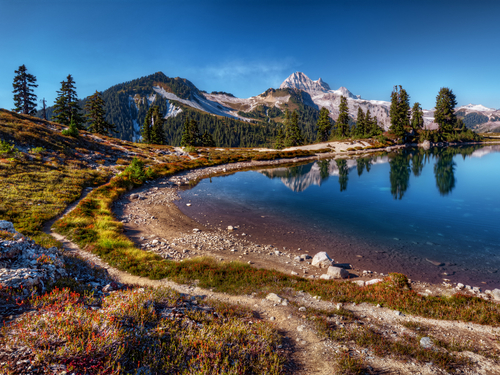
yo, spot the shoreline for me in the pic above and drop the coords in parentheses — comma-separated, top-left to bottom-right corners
(115, 148, 499, 299)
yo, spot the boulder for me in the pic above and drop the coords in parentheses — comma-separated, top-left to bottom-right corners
(365, 278, 383, 286)
(266, 293, 283, 304)
(420, 337, 433, 349)
(326, 266, 349, 279)
(300, 254, 312, 260)
(312, 252, 333, 268)
(319, 274, 333, 280)
(492, 289, 500, 301)
(0, 221, 16, 233)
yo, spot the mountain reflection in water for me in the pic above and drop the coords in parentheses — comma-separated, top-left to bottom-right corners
(259, 145, 494, 198)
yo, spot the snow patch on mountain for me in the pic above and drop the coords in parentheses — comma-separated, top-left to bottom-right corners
(458, 104, 496, 112)
(153, 86, 251, 122)
(280, 72, 331, 93)
(164, 100, 182, 118)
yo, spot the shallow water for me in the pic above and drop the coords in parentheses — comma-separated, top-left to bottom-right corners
(177, 145, 500, 288)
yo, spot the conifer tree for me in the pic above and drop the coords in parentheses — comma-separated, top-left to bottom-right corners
(369, 113, 383, 136)
(141, 106, 154, 143)
(85, 91, 116, 135)
(180, 117, 200, 147)
(389, 85, 410, 139)
(274, 126, 285, 149)
(285, 111, 303, 147)
(434, 88, 457, 134)
(316, 107, 332, 142)
(150, 106, 166, 145)
(337, 96, 349, 137)
(201, 130, 215, 147)
(12, 64, 38, 115)
(355, 107, 365, 137)
(411, 102, 424, 130)
(52, 75, 85, 128)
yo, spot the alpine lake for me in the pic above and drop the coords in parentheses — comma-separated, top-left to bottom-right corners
(177, 145, 500, 289)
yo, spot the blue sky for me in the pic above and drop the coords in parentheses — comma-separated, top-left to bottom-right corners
(1, 0, 499, 110)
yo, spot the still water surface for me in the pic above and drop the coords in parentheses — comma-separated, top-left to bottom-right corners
(178, 145, 500, 287)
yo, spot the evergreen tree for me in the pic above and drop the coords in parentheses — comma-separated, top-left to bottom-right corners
(12, 64, 38, 115)
(434, 88, 457, 134)
(141, 106, 154, 143)
(315, 107, 332, 142)
(180, 117, 200, 147)
(52, 74, 85, 128)
(85, 91, 116, 135)
(285, 111, 303, 147)
(274, 126, 285, 149)
(389, 85, 410, 139)
(355, 107, 365, 137)
(369, 114, 383, 136)
(337, 96, 349, 137)
(411, 102, 424, 130)
(201, 130, 215, 147)
(150, 106, 166, 145)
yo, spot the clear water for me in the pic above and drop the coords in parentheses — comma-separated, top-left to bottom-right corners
(178, 145, 500, 287)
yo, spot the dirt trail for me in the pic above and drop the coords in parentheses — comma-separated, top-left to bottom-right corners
(50, 229, 500, 375)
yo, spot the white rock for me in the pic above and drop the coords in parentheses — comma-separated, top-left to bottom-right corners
(319, 274, 333, 280)
(227, 226, 234, 231)
(186, 203, 192, 207)
(456, 283, 465, 290)
(297, 325, 306, 332)
(420, 337, 433, 349)
(491, 289, 500, 301)
(365, 278, 383, 286)
(291, 271, 299, 276)
(326, 266, 349, 279)
(311, 252, 333, 268)
(266, 293, 282, 304)
(352, 280, 365, 287)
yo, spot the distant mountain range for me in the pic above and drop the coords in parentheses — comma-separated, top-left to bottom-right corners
(38, 71, 500, 144)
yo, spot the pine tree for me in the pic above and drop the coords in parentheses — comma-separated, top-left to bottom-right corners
(411, 102, 424, 130)
(141, 106, 154, 143)
(337, 96, 349, 137)
(52, 74, 85, 128)
(355, 107, 365, 138)
(150, 106, 166, 145)
(12, 65, 38, 115)
(201, 130, 215, 147)
(389, 85, 410, 139)
(369, 114, 383, 136)
(434, 88, 457, 134)
(285, 111, 303, 147)
(274, 126, 285, 149)
(85, 91, 116, 135)
(315, 107, 332, 142)
(180, 117, 200, 147)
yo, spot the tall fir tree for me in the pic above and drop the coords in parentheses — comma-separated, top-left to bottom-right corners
(434, 88, 457, 134)
(141, 106, 154, 143)
(368, 112, 383, 136)
(355, 107, 365, 137)
(180, 117, 200, 147)
(315, 107, 332, 142)
(85, 91, 116, 135)
(151, 107, 166, 145)
(201, 130, 216, 147)
(52, 74, 85, 128)
(337, 95, 349, 137)
(389, 85, 410, 139)
(12, 64, 38, 115)
(274, 126, 285, 149)
(285, 111, 303, 147)
(410, 102, 424, 131)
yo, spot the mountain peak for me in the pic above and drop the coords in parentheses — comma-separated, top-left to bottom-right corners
(280, 72, 331, 93)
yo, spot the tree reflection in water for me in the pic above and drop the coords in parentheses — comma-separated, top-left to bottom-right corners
(335, 159, 349, 192)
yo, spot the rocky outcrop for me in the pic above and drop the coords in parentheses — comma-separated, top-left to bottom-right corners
(0, 221, 66, 294)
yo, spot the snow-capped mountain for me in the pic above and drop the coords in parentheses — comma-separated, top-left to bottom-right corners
(457, 104, 497, 112)
(279, 72, 332, 93)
